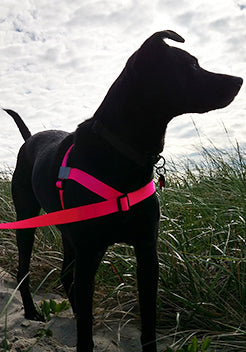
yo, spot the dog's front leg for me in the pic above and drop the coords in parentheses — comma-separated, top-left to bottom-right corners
(134, 239, 159, 352)
(74, 245, 106, 352)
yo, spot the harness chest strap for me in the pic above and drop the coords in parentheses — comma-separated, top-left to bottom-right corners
(0, 181, 155, 229)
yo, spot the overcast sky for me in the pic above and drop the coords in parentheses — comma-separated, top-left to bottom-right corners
(0, 0, 245, 169)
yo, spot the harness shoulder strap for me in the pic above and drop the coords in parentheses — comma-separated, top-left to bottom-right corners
(56, 144, 123, 209)
(56, 144, 74, 209)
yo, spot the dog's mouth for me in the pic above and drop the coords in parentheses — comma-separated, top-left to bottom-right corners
(217, 75, 243, 109)
(230, 76, 243, 95)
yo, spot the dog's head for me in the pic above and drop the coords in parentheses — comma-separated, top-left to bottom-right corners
(125, 30, 243, 119)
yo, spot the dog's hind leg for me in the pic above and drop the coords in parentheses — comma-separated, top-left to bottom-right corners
(12, 169, 43, 321)
(60, 234, 76, 314)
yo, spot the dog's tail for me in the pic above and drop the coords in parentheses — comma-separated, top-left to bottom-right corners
(3, 109, 31, 141)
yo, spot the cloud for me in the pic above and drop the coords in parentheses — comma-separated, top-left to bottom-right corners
(0, 0, 245, 168)
(234, 0, 246, 10)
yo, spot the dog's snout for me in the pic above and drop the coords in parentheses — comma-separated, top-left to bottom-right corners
(232, 76, 243, 96)
(235, 76, 243, 88)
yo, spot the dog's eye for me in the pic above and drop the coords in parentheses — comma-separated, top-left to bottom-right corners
(192, 62, 199, 71)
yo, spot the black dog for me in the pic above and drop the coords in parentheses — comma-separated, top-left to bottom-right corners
(4, 30, 242, 352)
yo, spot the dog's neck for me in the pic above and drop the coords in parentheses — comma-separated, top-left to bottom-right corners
(91, 119, 160, 167)
(93, 70, 171, 158)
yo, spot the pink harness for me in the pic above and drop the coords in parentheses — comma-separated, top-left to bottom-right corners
(56, 144, 124, 210)
(0, 145, 155, 229)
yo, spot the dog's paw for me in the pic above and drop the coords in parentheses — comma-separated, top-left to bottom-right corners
(25, 310, 45, 322)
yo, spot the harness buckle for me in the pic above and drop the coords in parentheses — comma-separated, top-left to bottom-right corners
(117, 194, 130, 212)
(57, 167, 71, 191)
(58, 167, 71, 180)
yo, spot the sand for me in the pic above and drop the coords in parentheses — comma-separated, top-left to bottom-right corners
(0, 268, 167, 352)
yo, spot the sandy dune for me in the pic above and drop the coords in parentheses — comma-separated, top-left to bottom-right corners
(0, 268, 167, 351)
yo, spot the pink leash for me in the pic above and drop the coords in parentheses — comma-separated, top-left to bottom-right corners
(0, 145, 155, 230)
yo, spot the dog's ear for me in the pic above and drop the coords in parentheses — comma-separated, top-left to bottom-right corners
(159, 30, 185, 43)
(129, 30, 185, 72)
(136, 30, 185, 59)
(140, 30, 185, 49)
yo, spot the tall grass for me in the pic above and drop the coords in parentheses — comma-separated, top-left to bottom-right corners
(0, 142, 246, 351)
(156, 143, 246, 350)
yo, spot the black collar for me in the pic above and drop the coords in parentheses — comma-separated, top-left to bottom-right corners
(92, 119, 160, 167)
